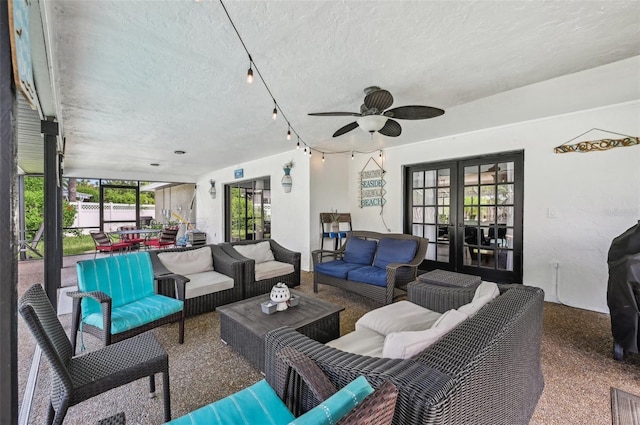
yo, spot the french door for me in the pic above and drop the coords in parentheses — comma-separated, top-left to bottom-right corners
(404, 151, 523, 283)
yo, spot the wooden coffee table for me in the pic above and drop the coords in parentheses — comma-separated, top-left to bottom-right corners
(218, 290, 344, 372)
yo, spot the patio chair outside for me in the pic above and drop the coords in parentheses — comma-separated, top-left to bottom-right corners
(144, 226, 179, 249)
(90, 231, 131, 259)
(19, 284, 172, 425)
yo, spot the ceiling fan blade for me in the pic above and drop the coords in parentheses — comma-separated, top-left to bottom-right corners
(384, 105, 445, 120)
(333, 121, 359, 137)
(364, 89, 393, 112)
(378, 119, 401, 137)
(308, 112, 361, 117)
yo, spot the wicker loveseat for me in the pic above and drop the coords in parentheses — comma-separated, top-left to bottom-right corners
(312, 231, 428, 305)
(264, 282, 545, 425)
(149, 244, 244, 316)
(219, 239, 301, 298)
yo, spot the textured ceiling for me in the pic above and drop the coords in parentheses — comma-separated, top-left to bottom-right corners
(37, 0, 640, 181)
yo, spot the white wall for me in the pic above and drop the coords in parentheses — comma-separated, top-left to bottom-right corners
(309, 153, 350, 266)
(349, 101, 640, 313)
(196, 151, 313, 269)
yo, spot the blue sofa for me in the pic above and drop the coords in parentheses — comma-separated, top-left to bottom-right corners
(312, 231, 428, 305)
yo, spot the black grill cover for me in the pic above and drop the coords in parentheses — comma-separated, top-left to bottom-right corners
(607, 221, 640, 354)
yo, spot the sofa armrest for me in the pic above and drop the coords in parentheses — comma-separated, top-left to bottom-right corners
(268, 239, 300, 266)
(67, 290, 113, 351)
(219, 242, 256, 287)
(265, 327, 449, 419)
(210, 244, 244, 284)
(311, 249, 343, 265)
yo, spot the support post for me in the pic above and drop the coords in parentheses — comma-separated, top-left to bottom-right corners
(0, 1, 19, 423)
(42, 119, 60, 308)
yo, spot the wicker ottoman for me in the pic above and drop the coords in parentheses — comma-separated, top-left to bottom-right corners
(418, 269, 481, 288)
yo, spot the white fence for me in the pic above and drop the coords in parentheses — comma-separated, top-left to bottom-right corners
(69, 202, 156, 231)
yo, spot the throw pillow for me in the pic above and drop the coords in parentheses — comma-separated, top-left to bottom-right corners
(157, 246, 214, 276)
(288, 376, 374, 425)
(343, 237, 378, 265)
(234, 241, 275, 264)
(355, 301, 442, 335)
(383, 309, 468, 359)
(372, 238, 418, 270)
(458, 282, 500, 316)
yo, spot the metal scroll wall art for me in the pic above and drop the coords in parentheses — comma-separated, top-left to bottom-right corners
(554, 128, 639, 154)
(358, 157, 386, 208)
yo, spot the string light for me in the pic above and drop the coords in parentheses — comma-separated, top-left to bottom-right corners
(246, 55, 253, 84)
(304, 146, 307, 153)
(272, 102, 278, 120)
(351, 151, 354, 160)
(322, 152, 325, 162)
(296, 137, 300, 149)
(287, 124, 291, 140)
(379, 150, 383, 158)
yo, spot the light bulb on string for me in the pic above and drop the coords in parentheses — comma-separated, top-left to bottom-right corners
(322, 152, 325, 162)
(303, 146, 307, 153)
(379, 150, 383, 158)
(296, 137, 300, 150)
(287, 125, 291, 140)
(246, 55, 253, 84)
(351, 151, 354, 160)
(272, 102, 278, 120)
(309, 150, 312, 157)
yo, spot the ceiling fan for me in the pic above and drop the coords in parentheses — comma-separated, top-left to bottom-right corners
(308, 86, 444, 138)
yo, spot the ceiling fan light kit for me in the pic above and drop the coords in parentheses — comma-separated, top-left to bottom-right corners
(309, 86, 444, 138)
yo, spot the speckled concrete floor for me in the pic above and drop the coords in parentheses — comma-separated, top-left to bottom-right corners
(16, 256, 640, 424)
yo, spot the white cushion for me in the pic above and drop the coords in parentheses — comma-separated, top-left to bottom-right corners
(458, 281, 500, 316)
(158, 247, 213, 276)
(356, 301, 442, 336)
(183, 271, 234, 299)
(255, 261, 294, 281)
(234, 241, 275, 264)
(326, 328, 385, 357)
(382, 309, 468, 359)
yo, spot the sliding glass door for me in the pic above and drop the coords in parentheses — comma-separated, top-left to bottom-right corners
(405, 151, 523, 283)
(225, 178, 271, 242)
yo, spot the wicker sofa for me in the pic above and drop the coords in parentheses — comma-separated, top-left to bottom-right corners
(219, 239, 301, 298)
(312, 231, 428, 305)
(149, 244, 244, 316)
(264, 281, 545, 425)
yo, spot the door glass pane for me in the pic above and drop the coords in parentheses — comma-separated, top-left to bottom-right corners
(425, 207, 436, 224)
(412, 224, 424, 237)
(498, 162, 514, 183)
(412, 207, 424, 223)
(497, 249, 513, 271)
(425, 170, 437, 187)
(437, 242, 449, 262)
(426, 243, 436, 260)
(464, 207, 478, 223)
(425, 189, 436, 205)
(425, 225, 437, 242)
(413, 171, 424, 188)
(412, 189, 424, 205)
(464, 166, 479, 184)
(480, 206, 495, 224)
(438, 207, 449, 224)
(497, 184, 514, 205)
(464, 187, 479, 205)
(438, 188, 450, 205)
(437, 169, 450, 186)
(497, 206, 514, 226)
(480, 185, 495, 205)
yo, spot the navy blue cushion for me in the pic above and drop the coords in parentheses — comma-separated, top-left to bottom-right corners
(343, 237, 378, 265)
(373, 238, 419, 270)
(315, 260, 363, 279)
(347, 266, 387, 287)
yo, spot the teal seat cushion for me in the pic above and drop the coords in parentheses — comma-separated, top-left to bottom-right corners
(165, 379, 295, 425)
(77, 252, 156, 320)
(84, 294, 183, 334)
(288, 376, 374, 425)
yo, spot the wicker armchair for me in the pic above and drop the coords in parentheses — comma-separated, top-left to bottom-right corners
(19, 284, 172, 425)
(166, 346, 397, 425)
(71, 252, 185, 353)
(219, 239, 301, 298)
